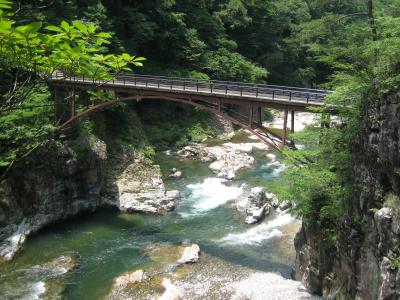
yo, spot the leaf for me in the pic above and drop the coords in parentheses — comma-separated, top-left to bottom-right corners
(60, 21, 70, 31)
(72, 21, 87, 32)
(97, 32, 111, 38)
(45, 25, 63, 33)
(26, 22, 42, 34)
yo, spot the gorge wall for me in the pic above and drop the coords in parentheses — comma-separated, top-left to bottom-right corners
(295, 91, 400, 299)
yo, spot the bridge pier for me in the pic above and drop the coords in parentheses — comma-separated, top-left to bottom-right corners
(291, 110, 295, 134)
(283, 108, 288, 145)
(257, 106, 262, 127)
(248, 103, 254, 128)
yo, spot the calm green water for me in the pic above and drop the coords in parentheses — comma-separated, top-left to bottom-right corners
(0, 143, 297, 300)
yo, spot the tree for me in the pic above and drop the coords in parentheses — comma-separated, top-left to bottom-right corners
(0, 0, 144, 171)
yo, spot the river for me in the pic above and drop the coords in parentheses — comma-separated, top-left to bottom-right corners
(0, 133, 318, 299)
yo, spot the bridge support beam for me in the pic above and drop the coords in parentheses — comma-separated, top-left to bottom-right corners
(248, 103, 254, 128)
(283, 108, 288, 145)
(291, 110, 295, 133)
(257, 106, 262, 127)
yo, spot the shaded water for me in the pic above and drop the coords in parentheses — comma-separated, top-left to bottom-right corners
(0, 140, 299, 299)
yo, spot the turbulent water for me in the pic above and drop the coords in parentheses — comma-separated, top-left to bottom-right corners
(0, 138, 309, 300)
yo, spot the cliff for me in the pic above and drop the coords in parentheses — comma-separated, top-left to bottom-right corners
(0, 105, 182, 262)
(295, 91, 400, 299)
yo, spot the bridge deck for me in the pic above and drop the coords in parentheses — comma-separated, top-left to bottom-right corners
(50, 72, 330, 109)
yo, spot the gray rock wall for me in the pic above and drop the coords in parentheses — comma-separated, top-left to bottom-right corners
(295, 91, 400, 299)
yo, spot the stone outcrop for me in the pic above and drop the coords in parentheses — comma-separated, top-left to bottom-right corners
(113, 269, 145, 287)
(177, 142, 269, 180)
(295, 90, 400, 299)
(177, 244, 200, 264)
(244, 187, 271, 224)
(0, 137, 107, 261)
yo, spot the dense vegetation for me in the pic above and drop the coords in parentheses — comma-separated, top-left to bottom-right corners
(1, 0, 400, 245)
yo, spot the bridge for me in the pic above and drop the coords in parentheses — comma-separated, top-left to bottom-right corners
(50, 72, 331, 150)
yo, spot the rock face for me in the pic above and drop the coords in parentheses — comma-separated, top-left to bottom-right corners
(0, 137, 107, 262)
(244, 187, 271, 224)
(295, 91, 400, 299)
(0, 111, 180, 261)
(177, 244, 200, 264)
(102, 143, 180, 214)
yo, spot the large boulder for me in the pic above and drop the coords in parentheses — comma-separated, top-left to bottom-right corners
(113, 269, 145, 287)
(244, 187, 271, 224)
(177, 244, 201, 264)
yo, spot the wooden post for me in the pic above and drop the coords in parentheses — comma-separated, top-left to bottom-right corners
(291, 110, 295, 133)
(283, 108, 288, 145)
(248, 103, 254, 128)
(218, 99, 221, 112)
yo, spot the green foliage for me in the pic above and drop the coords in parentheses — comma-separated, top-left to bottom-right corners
(384, 193, 400, 214)
(0, 1, 144, 172)
(0, 85, 52, 167)
(138, 102, 215, 149)
(389, 244, 400, 269)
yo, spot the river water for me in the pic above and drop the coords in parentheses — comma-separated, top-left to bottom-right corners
(0, 136, 314, 299)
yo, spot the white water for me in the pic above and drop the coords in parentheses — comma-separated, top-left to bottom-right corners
(180, 177, 244, 217)
(219, 211, 294, 245)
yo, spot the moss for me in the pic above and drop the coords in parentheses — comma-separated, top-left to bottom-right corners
(384, 192, 400, 214)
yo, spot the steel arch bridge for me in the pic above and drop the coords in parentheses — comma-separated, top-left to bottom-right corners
(50, 72, 332, 150)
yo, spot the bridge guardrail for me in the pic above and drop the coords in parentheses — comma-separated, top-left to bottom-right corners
(52, 72, 330, 104)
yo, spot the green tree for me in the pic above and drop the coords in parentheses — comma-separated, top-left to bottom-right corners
(0, 0, 144, 171)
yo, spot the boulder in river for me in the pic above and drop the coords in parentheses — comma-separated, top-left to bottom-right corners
(279, 200, 292, 211)
(266, 192, 280, 208)
(245, 187, 271, 224)
(176, 145, 201, 158)
(169, 168, 182, 178)
(113, 269, 145, 287)
(177, 244, 200, 264)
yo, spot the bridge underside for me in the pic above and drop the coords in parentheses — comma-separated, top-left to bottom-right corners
(52, 84, 300, 150)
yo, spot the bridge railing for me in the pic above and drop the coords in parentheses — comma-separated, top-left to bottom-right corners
(51, 72, 331, 104)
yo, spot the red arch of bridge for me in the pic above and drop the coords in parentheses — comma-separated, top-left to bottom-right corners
(57, 93, 283, 150)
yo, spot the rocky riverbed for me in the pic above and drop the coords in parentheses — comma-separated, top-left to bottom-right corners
(0, 130, 317, 300)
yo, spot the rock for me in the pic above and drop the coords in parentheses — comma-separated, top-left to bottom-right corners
(158, 278, 182, 300)
(29, 254, 77, 277)
(207, 146, 255, 180)
(4, 254, 78, 299)
(244, 187, 271, 224)
(169, 168, 182, 178)
(378, 257, 400, 300)
(177, 244, 200, 264)
(266, 153, 276, 161)
(113, 269, 145, 287)
(176, 145, 201, 158)
(0, 137, 107, 261)
(279, 200, 292, 211)
(245, 205, 270, 224)
(266, 192, 279, 208)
